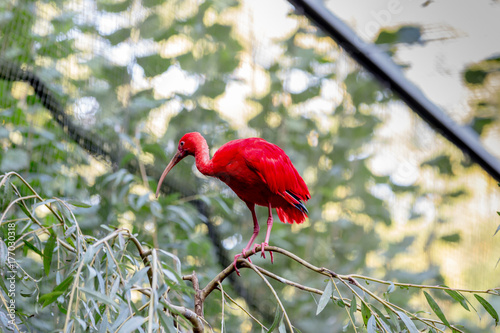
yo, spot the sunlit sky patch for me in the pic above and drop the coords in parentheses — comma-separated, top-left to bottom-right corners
(327, 0, 500, 117)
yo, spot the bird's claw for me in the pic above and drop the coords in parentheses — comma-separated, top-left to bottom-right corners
(234, 249, 253, 276)
(252, 242, 273, 264)
(233, 253, 242, 276)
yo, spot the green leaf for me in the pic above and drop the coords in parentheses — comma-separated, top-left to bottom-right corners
(139, 13, 163, 39)
(97, 0, 132, 12)
(440, 233, 461, 243)
(123, 267, 150, 290)
(116, 316, 145, 333)
(278, 316, 286, 333)
(0, 239, 7, 267)
(370, 305, 392, 331)
(143, 0, 163, 7)
(375, 25, 422, 45)
(158, 310, 176, 332)
(464, 69, 488, 85)
(80, 287, 119, 310)
(366, 315, 377, 332)
(0, 149, 29, 172)
(361, 301, 371, 326)
(385, 306, 401, 331)
(267, 307, 281, 332)
(38, 38, 74, 59)
(136, 54, 171, 77)
(39, 291, 64, 307)
(424, 291, 451, 327)
(54, 275, 75, 293)
(22, 240, 44, 258)
(83, 245, 98, 264)
(396, 311, 418, 333)
(291, 84, 321, 104)
(441, 286, 469, 311)
(422, 155, 454, 175)
(65, 200, 91, 208)
(316, 280, 333, 315)
(470, 117, 494, 136)
(105, 28, 131, 45)
(349, 295, 357, 325)
(43, 234, 56, 276)
(474, 294, 499, 325)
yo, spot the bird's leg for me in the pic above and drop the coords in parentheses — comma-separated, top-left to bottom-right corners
(233, 202, 260, 276)
(256, 202, 274, 263)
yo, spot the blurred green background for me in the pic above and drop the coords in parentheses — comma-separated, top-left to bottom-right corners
(0, 0, 499, 331)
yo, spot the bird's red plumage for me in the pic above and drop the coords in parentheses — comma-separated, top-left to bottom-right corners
(156, 132, 310, 274)
(210, 137, 310, 224)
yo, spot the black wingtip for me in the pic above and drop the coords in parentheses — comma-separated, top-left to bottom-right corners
(293, 202, 309, 215)
(287, 190, 309, 215)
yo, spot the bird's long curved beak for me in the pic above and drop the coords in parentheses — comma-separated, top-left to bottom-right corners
(156, 151, 184, 198)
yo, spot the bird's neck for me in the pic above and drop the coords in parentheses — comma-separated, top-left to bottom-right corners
(194, 139, 213, 176)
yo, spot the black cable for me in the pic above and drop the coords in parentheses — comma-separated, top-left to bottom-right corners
(288, 0, 500, 182)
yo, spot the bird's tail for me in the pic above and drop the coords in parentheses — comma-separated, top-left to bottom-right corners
(276, 205, 308, 224)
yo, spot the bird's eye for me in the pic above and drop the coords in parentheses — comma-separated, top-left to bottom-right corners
(180, 141, 184, 146)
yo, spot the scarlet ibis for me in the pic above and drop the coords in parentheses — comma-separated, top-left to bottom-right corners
(156, 132, 310, 275)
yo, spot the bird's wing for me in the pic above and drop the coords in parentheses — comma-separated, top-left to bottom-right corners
(243, 139, 310, 206)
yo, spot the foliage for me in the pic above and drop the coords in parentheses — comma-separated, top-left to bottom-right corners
(0, 0, 499, 331)
(1, 172, 499, 332)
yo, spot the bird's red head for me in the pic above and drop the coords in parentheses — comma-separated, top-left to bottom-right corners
(155, 132, 204, 198)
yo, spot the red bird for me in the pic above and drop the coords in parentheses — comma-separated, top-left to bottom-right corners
(156, 132, 310, 275)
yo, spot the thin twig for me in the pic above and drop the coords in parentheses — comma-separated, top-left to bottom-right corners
(218, 281, 225, 333)
(215, 287, 268, 330)
(331, 277, 358, 332)
(148, 249, 158, 333)
(343, 274, 499, 295)
(242, 260, 294, 333)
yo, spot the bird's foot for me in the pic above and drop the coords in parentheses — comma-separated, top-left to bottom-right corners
(253, 242, 273, 264)
(233, 253, 242, 276)
(233, 249, 252, 276)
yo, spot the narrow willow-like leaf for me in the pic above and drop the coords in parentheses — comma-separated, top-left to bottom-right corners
(278, 317, 286, 333)
(385, 306, 401, 331)
(43, 234, 56, 276)
(424, 291, 451, 327)
(0, 240, 8, 267)
(349, 295, 357, 325)
(396, 311, 419, 333)
(361, 302, 371, 326)
(370, 305, 392, 331)
(267, 307, 281, 332)
(83, 245, 97, 264)
(65, 199, 91, 208)
(494, 223, 500, 236)
(123, 267, 150, 291)
(474, 294, 499, 325)
(54, 275, 74, 293)
(366, 315, 377, 333)
(79, 287, 119, 310)
(316, 280, 333, 315)
(39, 291, 64, 307)
(117, 316, 145, 333)
(158, 310, 176, 333)
(441, 285, 469, 311)
(22, 240, 44, 258)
